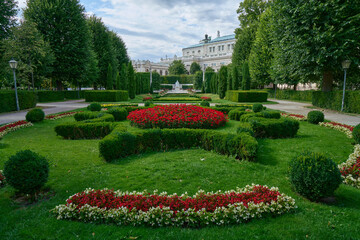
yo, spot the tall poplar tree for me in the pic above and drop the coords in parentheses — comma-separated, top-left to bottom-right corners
(218, 65, 228, 99)
(127, 62, 135, 99)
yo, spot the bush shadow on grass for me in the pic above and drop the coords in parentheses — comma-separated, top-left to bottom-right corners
(256, 139, 279, 166)
(332, 186, 360, 211)
(0, 142, 9, 149)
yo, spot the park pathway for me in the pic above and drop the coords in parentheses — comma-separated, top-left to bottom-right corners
(0, 100, 88, 125)
(264, 99, 360, 126)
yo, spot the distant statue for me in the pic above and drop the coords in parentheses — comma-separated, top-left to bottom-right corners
(175, 80, 180, 90)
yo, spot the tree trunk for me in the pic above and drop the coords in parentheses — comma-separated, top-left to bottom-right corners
(293, 84, 297, 91)
(322, 71, 333, 92)
(56, 80, 63, 91)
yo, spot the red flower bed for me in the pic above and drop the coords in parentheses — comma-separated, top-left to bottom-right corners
(324, 122, 354, 132)
(67, 185, 280, 212)
(0, 120, 29, 132)
(340, 156, 360, 178)
(201, 96, 212, 101)
(127, 104, 227, 129)
(45, 112, 78, 120)
(143, 97, 153, 101)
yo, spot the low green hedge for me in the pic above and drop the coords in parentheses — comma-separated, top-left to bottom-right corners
(107, 107, 128, 121)
(99, 128, 258, 162)
(160, 75, 194, 84)
(74, 112, 102, 121)
(64, 90, 85, 99)
(37, 90, 65, 102)
(210, 106, 251, 114)
(154, 98, 200, 102)
(85, 90, 129, 102)
(228, 109, 247, 121)
(55, 122, 116, 139)
(312, 91, 360, 113)
(267, 89, 313, 102)
(226, 90, 268, 102)
(248, 117, 299, 138)
(0, 91, 37, 113)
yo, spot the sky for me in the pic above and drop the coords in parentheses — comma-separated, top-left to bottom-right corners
(17, 0, 240, 62)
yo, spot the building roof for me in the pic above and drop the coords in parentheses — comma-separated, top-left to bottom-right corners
(183, 34, 236, 50)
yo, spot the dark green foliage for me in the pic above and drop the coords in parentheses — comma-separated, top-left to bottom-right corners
(236, 123, 254, 136)
(107, 107, 128, 121)
(144, 101, 153, 107)
(26, 108, 45, 123)
(240, 113, 264, 122)
(85, 90, 128, 102)
(228, 109, 247, 121)
(0, 0, 17, 40)
(3, 150, 49, 195)
(352, 124, 360, 144)
(74, 112, 102, 121)
(200, 101, 210, 107)
(63, 91, 85, 99)
(242, 62, 250, 90)
(106, 63, 113, 90)
(160, 75, 194, 84)
(87, 102, 102, 112)
(227, 67, 233, 91)
(55, 122, 116, 139)
(312, 91, 360, 114)
(210, 106, 250, 115)
(190, 62, 201, 75)
(249, 117, 299, 138)
(262, 110, 281, 119)
(128, 62, 136, 99)
(226, 90, 268, 102)
(168, 60, 187, 75)
(135, 72, 151, 94)
(204, 71, 215, 93)
(99, 128, 258, 162)
(232, 66, 241, 90)
(218, 66, 228, 99)
(151, 71, 161, 90)
(267, 90, 313, 102)
(307, 111, 324, 124)
(36, 91, 64, 102)
(194, 71, 203, 90)
(83, 114, 114, 123)
(252, 104, 263, 113)
(0, 91, 37, 113)
(289, 151, 342, 201)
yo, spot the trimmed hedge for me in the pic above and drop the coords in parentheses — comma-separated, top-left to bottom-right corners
(307, 111, 324, 124)
(248, 117, 299, 138)
(55, 122, 117, 139)
(267, 89, 313, 102)
(26, 108, 45, 122)
(85, 90, 129, 102)
(154, 98, 200, 102)
(99, 128, 258, 162)
(160, 75, 194, 84)
(37, 90, 65, 102)
(226, 90, 268, 102)
(64, 90, 85, 99)
(228, 109, 247, 121)
(312, 91, 360, 114)
(84, 114, 114, 123)
(74, 112, 103, 121)
(107, 107, 128, 121)
(0, 91, 37, 113)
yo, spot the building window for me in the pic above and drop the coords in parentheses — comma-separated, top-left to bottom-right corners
(218, 46, 221, 51)
(212, 63, 216, 66)
(222, 45, 224, 51)
(192, 51, 195, 54)
(187, 51, 189, 55)
(209, 47, 212, 52)
(220, 62, 225, 65)
(198, 50, 201, 53)
(228, 44, 230, 50)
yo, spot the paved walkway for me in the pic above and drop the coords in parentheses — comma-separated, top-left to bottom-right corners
(0, 100, 89, 125)
(264, 99, 360, 126)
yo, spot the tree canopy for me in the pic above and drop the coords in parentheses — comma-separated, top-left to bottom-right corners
(168, 60, 187, 75)
(190, 62, 201, 74)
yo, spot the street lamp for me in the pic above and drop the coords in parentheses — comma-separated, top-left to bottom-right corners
(9, 59, 20, 111)
(341, 60, 351, 112)
(202, 64, 205, 91)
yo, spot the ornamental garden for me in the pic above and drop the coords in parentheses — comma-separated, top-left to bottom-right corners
(1, 90, 360, 239)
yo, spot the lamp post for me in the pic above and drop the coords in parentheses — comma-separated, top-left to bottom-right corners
(341, 60, 351, 112)
(9, 59, 20, 111)
(202, 64, 205, 92)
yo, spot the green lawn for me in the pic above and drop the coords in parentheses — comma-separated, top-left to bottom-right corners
(0, 116, 359, 239)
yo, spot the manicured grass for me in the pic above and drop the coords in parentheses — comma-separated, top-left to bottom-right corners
(0, 116, 359, 239)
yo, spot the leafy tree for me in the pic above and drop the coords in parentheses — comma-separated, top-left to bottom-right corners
(0, 0, 18, 41)
(249, 8, 273, 88)
(84, 48, 99, 88)
(168, 60, 187, 75)
(127, 62, 135, 99)
(232, 65, 241, 90)
(271, 0, 360, 91)
(25, 0, 91, 90)
(106, 63, 113, 90)
(205, 68, 215, 93)
(218, 65, 228, 99)
(115, 71, 120, 90)
(194, 70, 203, 90)
(211, 73, 218, 94)
(190, 62, 201, 74)
(2, 20, 55, 89)
(108, 30, 129, 73)
(242, 61, 250, 90)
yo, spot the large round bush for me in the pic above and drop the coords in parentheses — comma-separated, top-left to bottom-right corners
(307, 110, 324, 124)
(353, 124, 360, 144)
(107, 107, 128, 121)
(87, 102, 101, 111)
(252, 104, 263, 113)
(3, 150, 49, 195)
(127, 104, 227, 129)
(26, 108, 45, 122)
(289, 151, 342, 201)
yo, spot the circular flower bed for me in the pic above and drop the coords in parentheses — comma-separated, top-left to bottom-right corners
(338, 144, 360, 188)
(52, 185, 296, 227)
(127, 104, 227, 129)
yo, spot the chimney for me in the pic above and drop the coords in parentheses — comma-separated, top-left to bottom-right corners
(205, 34, 208, 40)
(217, 31, 220, 38)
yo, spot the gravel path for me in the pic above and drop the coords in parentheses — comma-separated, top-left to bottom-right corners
(264, 99, 360, 126)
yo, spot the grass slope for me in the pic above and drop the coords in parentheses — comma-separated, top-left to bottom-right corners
(0, 117, 359, 240)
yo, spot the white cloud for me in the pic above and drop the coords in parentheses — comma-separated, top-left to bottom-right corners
(91, 0, 239, 62)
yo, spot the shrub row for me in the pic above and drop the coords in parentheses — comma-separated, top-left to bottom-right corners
(37, 90, 85, 102)
(0, 91, 37, 113)
(226, 91, 268, 102)
(312, 91, 360, 114)
(153, 98, 200, 102)
(55, 122, 117, 139)
(160, 75, 194, 84)
(99, 128, 258, 162)
(248, 117, 299, 138)
(85, 90, 129, 102)
(266, 89, 313, 102)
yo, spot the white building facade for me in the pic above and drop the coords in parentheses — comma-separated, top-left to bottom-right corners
(133, 31, 236, 74)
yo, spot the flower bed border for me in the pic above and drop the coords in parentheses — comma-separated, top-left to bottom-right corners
(281, 113, 307, 121)
(45, 112, 79, 120)
(319, 122, 353, 138)
(338, 144, 360, 189)
(0, 120, 33, 139)
(52, 184, 296, 227)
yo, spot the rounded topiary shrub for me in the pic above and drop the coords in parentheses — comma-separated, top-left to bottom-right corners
(252, 104, 263, 113)
(307, 110, 324, 124)
(144, 101, 153, 107)
(87, 102, 102, 112)
(3, 150, 49, 195)
(25, 108, 45, 123)
(289, 151, 342, 201)
(353, 124, 360, 144)
(200, 101, 210, 107)
(107, 107, 128, 121)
